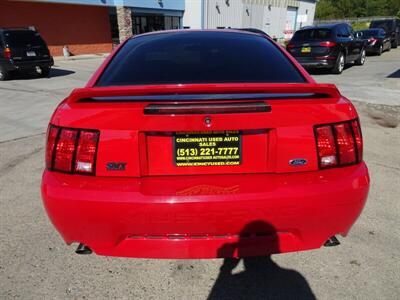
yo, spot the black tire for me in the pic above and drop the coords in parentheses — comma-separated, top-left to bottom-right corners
(392, 39, 398, 48)
(355, 48, 366, 65)
(377, 45, 383, 56)
(38, 66, 51, 78)
(0, 66, 9, 81)
(332, 52, 345, 74)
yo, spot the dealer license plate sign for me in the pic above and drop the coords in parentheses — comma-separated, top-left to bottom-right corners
(26, 51, 36, 57)
(174, 131, 241, 167)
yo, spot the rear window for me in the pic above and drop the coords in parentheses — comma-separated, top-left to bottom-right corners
(370, 20, 394, 31)
(360, 30, 381, 38)
(291, 29, 332, 41)
(96, 31, 305, 86)
(4, 30, 46, 47)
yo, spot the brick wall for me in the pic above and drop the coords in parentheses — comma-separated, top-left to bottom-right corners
(0, 1, 113, 56)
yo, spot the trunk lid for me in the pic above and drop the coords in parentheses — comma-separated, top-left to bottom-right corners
(52, 83, 357, 177)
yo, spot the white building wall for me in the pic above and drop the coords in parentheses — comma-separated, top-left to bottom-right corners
(297, 0, 316, 29)
(183, 0, 203, 29)
(192, 0, 317, 40)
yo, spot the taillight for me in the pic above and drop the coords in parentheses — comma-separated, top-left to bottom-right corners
(314, 119, 363, 169)
(45, 126, 59, 169)
(4, 47, 11, 59)
(315, 125, 337, 168)
(319, 41, 336, 47)
(368, 38, 377, 45)
(287, 43, 296, 49)
(46, 125, 100, 175)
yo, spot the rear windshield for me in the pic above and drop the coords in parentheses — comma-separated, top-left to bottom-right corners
(360, 30, 381, 38)
(291, 29, 332, 41)
(370, 20, 394, 31)
(96, 31, 305, 86)
(4, 30, 46, 47)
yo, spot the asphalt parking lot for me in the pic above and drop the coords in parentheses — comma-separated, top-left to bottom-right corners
(1, 50, 399, 299)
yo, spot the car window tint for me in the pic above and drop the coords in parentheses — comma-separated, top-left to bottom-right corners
(291, 29, 332, 41)
(96, 32, 305, 86)
(4, 31, 46, 47)
(360, 30, 380, 38)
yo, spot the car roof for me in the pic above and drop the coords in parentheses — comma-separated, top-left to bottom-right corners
(129, 29, 272, 41)
(299, 23, 345, 30)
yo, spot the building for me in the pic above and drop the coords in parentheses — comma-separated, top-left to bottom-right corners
(0, 0, 185, 56)
(183, 0, 317, 40)
(0, 0, 316, 56)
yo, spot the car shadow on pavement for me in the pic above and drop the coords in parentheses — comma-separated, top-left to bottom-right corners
(10, 68, 75, 80)
(387, 69, 400, 78)
(306, 64, 352, 76)
(208, 221, 316, 300)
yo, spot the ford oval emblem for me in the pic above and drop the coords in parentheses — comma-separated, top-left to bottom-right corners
(289, 158, 307, 166)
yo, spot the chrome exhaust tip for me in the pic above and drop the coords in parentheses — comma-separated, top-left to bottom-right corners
(75, 243, 93, 255)
(324, 236, 341, 247)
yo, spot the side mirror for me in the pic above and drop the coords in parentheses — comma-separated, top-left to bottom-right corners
(355, 32, 362, 38)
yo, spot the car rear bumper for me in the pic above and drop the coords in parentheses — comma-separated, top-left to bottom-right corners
(366, 44, 381, 53)
(295, 58, 336, 69)
(4, 57, 54, 71)
(41, 163, 370, 259)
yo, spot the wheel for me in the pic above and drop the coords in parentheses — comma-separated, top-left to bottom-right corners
(355, 48, 366, 65)
(387, 44, 391, 52)
(0, 66, 9, 81)
(332, 52, 345, 74)
(37, 66, 50, 78)
(377, 45, 383, 56)
(392, 39, 398, 48)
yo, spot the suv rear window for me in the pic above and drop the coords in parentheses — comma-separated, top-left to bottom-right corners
(4, 30, 46, 47)
(291, 29, 332, 41)
(370, 20, 395, 31)
(96, 31, 305, 86)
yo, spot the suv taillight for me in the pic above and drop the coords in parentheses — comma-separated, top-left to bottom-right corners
(4, 47, 11, 59)
(319, 41, 337, 47)
(46, 125, 99, 175)
(314, 119, 363, 169)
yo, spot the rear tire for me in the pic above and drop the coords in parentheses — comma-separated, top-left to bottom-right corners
(332, 52, 345, 74)
(355, 49, 366, 65)
(37, 66, 51, 78)
(0, 66, 9, 81)
(392, 39, 398, 48)
(377, 45, 383, 56)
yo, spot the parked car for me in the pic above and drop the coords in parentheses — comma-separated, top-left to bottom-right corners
(41, 30, 369, 259)
(357, 28, 391, 55)
(236, 28, 270, 37)
(287, 23, 366, 74)
(0, 27, 53, 80)
(369, 18, 400, 48)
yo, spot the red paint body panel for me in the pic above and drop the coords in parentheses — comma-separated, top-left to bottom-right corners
(41, 30, 370, 258)
(42, 163, 369, 258)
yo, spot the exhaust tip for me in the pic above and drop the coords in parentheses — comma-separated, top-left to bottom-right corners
(75, 243, 93, 255)
(324, 236, 341, 247)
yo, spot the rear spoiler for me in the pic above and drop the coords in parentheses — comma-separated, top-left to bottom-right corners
(66, 83, 341, 104)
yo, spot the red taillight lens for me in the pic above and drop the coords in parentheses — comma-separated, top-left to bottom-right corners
(315, 125, 337, 168)
(319, 41, 336, 47)
(334, 123, 356, 165)
(315, 119, 363, 169)
(4, 47, 11, 59)
(351, 120, 363, 162)
(74, 131, 99, 174)
(287, 43, 296, 49)
(368, 38, 377, 45)
(54, 129, 78, 172)
(46, 125, 99, 175)
(45, 125, 59, 169)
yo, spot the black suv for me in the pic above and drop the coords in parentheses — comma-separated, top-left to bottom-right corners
(0, 28, 54, 80)
(287, 23, 366, 74)
(369, 18, 400, 48)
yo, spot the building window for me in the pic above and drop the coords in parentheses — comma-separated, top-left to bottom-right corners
(132, 15, 181, 34)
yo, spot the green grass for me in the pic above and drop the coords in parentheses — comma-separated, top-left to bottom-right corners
(352, 22, 370, 31)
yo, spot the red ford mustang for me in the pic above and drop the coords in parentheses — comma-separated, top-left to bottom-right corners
(41, 30, 369, 259)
